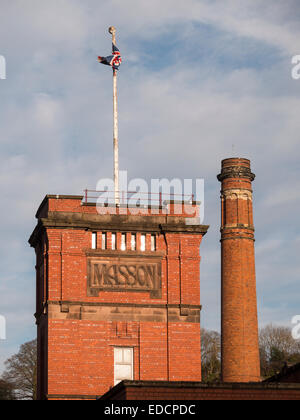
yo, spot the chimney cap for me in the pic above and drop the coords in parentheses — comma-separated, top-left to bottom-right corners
(217, 157, 255, 182)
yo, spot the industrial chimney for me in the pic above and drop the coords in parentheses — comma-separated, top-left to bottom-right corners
(217, 158, 261, 383)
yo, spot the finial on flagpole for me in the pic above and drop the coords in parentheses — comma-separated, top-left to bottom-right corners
(109, 26, 116, 44)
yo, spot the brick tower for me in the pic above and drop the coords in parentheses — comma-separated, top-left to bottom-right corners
(217, 158, 260, 383)
(29, 195, 208, 400)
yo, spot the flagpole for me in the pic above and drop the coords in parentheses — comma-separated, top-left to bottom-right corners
(109, 26, 120, 206)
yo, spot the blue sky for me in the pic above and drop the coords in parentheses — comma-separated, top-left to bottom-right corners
(0, 0, 300, 373)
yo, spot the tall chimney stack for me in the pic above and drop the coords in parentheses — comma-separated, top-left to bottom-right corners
(217, 158, 260, 383)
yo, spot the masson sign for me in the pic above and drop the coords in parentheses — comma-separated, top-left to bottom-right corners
(87, 257, 162, 298)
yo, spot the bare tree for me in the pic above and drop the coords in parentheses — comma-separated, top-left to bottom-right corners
(259, 325, 300, 378)
(201, 328, 221, 382)
(2, 339, 37, 400)
(0, 379, 16, 400)
(201, 325, 300, 382)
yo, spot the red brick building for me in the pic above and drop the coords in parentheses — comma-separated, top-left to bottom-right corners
(29, 158, 300, 401)
(29, 196, 208, 400)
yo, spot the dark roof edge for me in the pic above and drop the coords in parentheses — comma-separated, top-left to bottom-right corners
(264, 362, 300, 383)
(99, 380, 300, 400)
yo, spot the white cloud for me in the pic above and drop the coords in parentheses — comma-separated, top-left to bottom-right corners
(96, 0, 300, 55)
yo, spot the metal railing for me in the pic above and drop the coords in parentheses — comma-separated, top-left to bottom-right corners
(83, 190, 195, 206)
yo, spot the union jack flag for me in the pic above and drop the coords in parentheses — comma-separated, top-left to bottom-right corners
(98, 44, 122, 70)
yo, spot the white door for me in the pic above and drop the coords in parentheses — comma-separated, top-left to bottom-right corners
(114, 347, 134, 386)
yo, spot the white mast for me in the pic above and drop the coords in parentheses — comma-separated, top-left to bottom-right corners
(109, 26, 120, 206)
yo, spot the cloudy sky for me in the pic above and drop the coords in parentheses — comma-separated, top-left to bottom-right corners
(0, 0, 300, 373)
